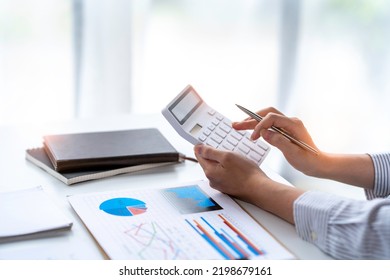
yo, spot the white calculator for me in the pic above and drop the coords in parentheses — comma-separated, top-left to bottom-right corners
(162, 85, 270, 165)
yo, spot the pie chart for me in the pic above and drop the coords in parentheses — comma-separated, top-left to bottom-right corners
(99, 197, 147, 216)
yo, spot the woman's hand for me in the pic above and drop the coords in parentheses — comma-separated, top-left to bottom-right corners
(232, 107, 375, 189)
(194, 144, 304, 223)
(193, 144, 265, 202)
(233, 107, 323, 177)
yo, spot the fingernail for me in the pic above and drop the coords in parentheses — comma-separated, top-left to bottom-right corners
(262, 130, 271, 141)
(194, 144, 203, 156)
(251, 132, 258, 140)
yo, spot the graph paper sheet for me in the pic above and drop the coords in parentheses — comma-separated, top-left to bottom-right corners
(68, 180, 295, 260)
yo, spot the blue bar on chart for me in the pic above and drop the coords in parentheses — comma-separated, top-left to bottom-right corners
(185, 213, 265, 260)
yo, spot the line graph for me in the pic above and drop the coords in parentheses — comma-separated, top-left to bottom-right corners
(123, 221, 189, 260)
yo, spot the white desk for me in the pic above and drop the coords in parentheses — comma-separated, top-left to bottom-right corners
(0, 113, 332, 260)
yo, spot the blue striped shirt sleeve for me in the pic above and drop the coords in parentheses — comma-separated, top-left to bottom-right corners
(293, 153, 390, 259)
(365, 153, 390, 199)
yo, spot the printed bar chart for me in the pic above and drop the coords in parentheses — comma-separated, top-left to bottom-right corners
(186, 214, 265, 260)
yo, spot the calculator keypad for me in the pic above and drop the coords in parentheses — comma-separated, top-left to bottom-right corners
(197, 111, 270, 165)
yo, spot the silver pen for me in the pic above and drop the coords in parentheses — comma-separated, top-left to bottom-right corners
(236, 104, 319, 155)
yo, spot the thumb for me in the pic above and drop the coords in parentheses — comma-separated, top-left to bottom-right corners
(194, 144, 224, 163)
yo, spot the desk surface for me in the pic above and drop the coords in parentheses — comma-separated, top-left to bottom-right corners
(0, 114, 332, 260)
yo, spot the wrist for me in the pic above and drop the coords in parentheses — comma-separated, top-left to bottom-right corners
(302, 151, 332, 178)
(253, 179, 304, 224)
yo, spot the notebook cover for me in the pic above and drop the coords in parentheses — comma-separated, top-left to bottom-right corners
(42, 128, 180, 172)
(26, 147, 181, 185)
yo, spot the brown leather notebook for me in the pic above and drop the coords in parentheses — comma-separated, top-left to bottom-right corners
(26, 147, 181, 185)
(43, 128, 181, 172)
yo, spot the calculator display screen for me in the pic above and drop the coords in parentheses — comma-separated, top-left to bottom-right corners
(169, 88, 203, 125)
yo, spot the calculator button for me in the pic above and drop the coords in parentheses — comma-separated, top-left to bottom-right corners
(198, 134, 207, 142)
(231, 131, 243, 141)
(252, 147, 265, 156)
(220, 123, 231, 133)
(215, 128, 227, 139)
(206, 138, 219, 148)
(203, 129, 211, 136)
(242, 138, 255, 149)
(249, 151, 262, 162)
(256, 140, 269, 151)
(216, 114, 224, 121)
(226, 136, 239, 147)
(237, 144, 250, 154)
(211, 118, 220, 126)
(236, 148, 248, 157)
(211, 134, 223, 144)
(208, 109, 216, 116)
(222, 141, 235, 151)
(244, 139, 265, 155)
(207, 124, 216, 131)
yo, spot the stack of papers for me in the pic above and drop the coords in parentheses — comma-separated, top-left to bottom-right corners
(0, 186, 72, 242)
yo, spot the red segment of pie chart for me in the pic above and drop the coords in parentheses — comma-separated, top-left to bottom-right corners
(127, 206, 147, 215)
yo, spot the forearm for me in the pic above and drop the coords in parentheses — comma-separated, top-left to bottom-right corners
(310, 153, 375, 189)
(245, 179, 304, 224)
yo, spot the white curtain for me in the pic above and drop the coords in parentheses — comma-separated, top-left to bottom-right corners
(75, 0, 139, 118)
(74, 0, 282, 118)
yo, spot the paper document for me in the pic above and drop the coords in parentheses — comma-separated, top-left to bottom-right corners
(0, 186, 73, 242)
(68, 180, 294, 260)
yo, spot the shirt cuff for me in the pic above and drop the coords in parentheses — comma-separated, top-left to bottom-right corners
(293, 191, 341, 253)
(365, 153, 390, 200)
